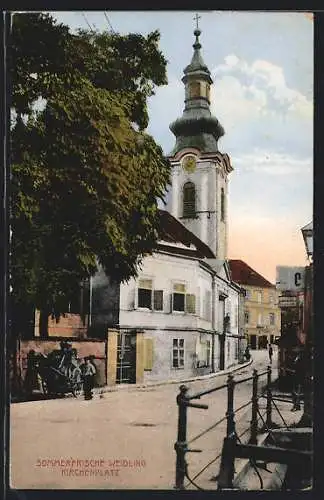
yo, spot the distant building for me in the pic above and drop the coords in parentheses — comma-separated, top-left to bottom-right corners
(229, 260, 281, 350)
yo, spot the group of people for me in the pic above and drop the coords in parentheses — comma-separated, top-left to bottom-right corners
(59, 341, 97, 400)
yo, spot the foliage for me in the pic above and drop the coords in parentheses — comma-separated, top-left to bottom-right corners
(10, 12, 171, 316)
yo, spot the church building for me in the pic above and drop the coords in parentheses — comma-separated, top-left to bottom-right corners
(30, 23, 246, 386)
(104, 24, 246, 384)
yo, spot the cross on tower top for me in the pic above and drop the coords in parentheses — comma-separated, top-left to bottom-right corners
(193, 13, 201, 30)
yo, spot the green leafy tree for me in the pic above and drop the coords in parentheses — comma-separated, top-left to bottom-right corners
(10, 13, 171, 337)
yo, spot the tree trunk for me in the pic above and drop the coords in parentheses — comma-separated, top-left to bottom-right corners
(39, 309, 49, 338)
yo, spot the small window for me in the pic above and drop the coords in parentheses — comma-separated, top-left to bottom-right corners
(183, 182, 196, 218)
(221, 187, 225, 221)
(269, 313, 275, 326)
(257, 313, 262, 326)
(138, 279, 153, 309)
(257, 291, 262, 303)
(244, 311, 249, 324)
(173, 338, 185, 369)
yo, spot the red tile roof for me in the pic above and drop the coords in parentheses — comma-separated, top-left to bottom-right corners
(228, 259, 275, 289)
(158, 210, 215, 259)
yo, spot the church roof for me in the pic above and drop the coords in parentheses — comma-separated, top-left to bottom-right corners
(228, 259, 275, 289)
(158, 209, 215, 259)
(183, 28, 212, 82)
(169, 26, 224, 156)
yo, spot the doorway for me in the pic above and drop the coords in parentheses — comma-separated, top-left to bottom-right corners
(116, 330, 137, 384)
(250, 335, 257, 350)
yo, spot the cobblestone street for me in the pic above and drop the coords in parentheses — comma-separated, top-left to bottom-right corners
(10, 348, 302, 490)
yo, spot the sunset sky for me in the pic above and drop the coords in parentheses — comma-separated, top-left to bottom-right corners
(51, 11, 313, 283)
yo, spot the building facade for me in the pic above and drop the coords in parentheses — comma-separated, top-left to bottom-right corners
(229, 260, 281, 350)
(113, 26, 246, 383)
(119, 241, 244, 383)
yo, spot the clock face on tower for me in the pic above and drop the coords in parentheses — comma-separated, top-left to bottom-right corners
(182, 156, 197, 173)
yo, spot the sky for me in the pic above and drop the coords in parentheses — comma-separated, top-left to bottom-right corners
(50, 10, 313, 283)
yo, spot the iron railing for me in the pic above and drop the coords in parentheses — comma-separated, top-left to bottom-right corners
(174, 366, 300, 490)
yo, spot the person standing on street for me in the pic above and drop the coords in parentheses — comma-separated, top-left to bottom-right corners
(82, 356, 96, 400)
(268, 344, 273, 364)
(290, 351, 304, 411)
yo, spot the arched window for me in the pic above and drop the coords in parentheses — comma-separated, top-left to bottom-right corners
(183, 182, 196, 218)
(221, 187, 225, 221)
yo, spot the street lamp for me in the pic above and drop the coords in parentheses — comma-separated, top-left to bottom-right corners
(301, 221, 313, 261)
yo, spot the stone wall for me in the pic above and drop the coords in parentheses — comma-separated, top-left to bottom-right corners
(34, 311, 88, 338)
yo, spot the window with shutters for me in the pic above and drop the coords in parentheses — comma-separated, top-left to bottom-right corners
(138, 279, 153, 309)
(137, 279, 163, 311)
(183, 182, 196, 218)
(172, 284, 196, 314)
(173, 283, 186, 312)
(172, 338, 185, 369)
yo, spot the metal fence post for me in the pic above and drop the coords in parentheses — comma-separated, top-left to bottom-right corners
(217, 374, 237, 490)
(226, 374, 236, 438)
(175, 384, 189, 490)
(250, 369, 259, 445)
(266, 365, 272, 428)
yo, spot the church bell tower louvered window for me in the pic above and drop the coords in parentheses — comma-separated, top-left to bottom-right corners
(183, 182, 196, 218)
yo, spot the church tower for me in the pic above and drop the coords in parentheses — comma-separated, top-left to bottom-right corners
(166, 19, 234, 260)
